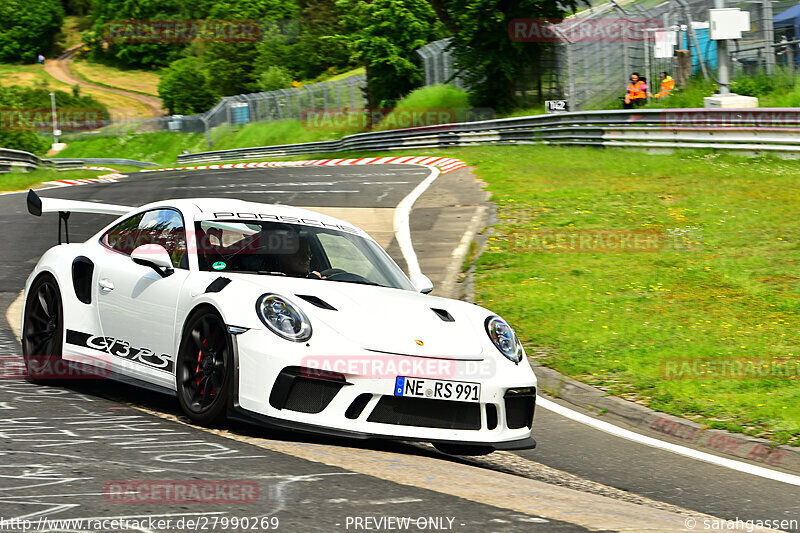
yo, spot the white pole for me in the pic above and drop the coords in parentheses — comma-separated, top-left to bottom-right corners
(50, 92, 59, 144)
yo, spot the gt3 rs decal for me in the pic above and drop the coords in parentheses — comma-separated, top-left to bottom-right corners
(66, 330, 174, 373)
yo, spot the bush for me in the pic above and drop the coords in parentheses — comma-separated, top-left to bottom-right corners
(0, 85, 109, 154)
(257, 66, 293, 92)
(393, 84, 470, 110)
(158, 58, 217, 115)
(375, 85, 480, 130)
(0, 130, 50, 154)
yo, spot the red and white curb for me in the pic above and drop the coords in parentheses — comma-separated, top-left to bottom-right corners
(38, 156, 469, 188)
(44, 166, 127, 187)
(138, 156, 468, 174)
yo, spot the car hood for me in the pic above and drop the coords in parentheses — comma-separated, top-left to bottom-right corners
(225, 274, 486, 360)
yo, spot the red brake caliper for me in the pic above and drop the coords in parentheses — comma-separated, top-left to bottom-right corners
(195, 339, 204, 389)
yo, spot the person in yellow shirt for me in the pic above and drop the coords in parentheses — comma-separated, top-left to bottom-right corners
(623, 72, 648, 109)
(653, 72, 675, 98)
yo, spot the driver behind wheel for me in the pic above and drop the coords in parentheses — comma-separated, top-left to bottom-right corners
(273, 233, 325, 279)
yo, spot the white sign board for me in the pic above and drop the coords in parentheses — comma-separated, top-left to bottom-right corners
(653, 30, 677, 58)
(545, 100, 568, 113)
(709, 8, 750, 40)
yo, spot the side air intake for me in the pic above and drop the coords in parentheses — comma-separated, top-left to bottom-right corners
(296, 294, 337, 310)
(431, 308, 455, 322)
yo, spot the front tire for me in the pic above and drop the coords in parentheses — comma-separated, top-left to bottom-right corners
(176, 310, 233, 426)
(22, 274, 63, 383)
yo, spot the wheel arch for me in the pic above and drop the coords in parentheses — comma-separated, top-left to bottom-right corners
(174, 302, 239, 424)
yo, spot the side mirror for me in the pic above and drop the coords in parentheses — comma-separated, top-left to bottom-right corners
(131, 244, 174, 278)
(410, 272, 434, 294)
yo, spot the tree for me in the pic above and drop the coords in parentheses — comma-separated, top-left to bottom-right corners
(199, 0, 298, 96)
(427, 0, 579, 112)
(337, 0, 442, 111)
(0, 0, 64, 62)
(158, 57, 216, 114)
(87, 0, 186, 68)
(293, 0, 353, 79)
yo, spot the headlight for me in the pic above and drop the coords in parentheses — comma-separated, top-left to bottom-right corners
(485, 316, 523, 363)
(256, 294, 312, 342)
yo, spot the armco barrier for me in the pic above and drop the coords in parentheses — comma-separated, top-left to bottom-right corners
(0, 148, 41, 173)
(177, 108, 800, 164)
(0, 149, 156, 173)
(45, 158, 158, 169)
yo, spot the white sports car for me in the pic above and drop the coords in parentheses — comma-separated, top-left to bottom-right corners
(21, 190, 537, 455)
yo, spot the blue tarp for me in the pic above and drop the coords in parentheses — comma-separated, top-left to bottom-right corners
(682, 28, 718, 74)
(774, 4, 800, 29)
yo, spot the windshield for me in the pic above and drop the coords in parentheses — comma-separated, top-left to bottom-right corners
(195, 220, 415, 291)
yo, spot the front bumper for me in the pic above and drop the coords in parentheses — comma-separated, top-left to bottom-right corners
(232, 330, 537, 449)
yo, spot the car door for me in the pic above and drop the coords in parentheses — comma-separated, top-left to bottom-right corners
(95, 208, 190, 389)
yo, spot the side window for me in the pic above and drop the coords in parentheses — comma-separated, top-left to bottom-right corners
(136, 209, 187, 269)
(103, 214, 144, 255)
(101, 210, 187, 269)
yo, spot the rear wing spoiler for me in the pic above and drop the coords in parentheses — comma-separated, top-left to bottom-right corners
(27, 189, 132, 244)
(27, 189, 131, 217)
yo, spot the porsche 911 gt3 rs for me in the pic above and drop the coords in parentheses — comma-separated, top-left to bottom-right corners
(21, 190, 537, 455)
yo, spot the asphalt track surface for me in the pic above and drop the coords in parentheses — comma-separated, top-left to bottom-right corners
(0, 164, 797, 532)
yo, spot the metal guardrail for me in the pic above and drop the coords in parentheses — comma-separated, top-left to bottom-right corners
(177, 108, 800, 164)
(0, 148, 41, 173)
(44, 158, 158, 168)
(0, 150, 157, 173)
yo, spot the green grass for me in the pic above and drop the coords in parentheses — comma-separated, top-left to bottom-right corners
(0, 165, 140, 192)
(58, 132, 207, 165)
(643, 69, 800, 109)
(69, 58, 162, 97)
(310, 66, 365, 84)
(58, 120, 353, 166)
(455, 144, 800, 446)
(209, 120, 350, 150)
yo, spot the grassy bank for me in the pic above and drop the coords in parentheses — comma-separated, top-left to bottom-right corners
(457, 145, 800, 446)
(70, 59, 162, 97)
(58, 120, 355, 165)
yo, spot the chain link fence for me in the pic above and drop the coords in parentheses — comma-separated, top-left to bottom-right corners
(68, 75, 367, 146)
(418, 0, 794, 111)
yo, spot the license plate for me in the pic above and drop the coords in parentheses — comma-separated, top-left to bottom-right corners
(394, 377, 481, 403)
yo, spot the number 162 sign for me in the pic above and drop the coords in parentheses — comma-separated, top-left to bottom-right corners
(545, 100, 568, 113)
